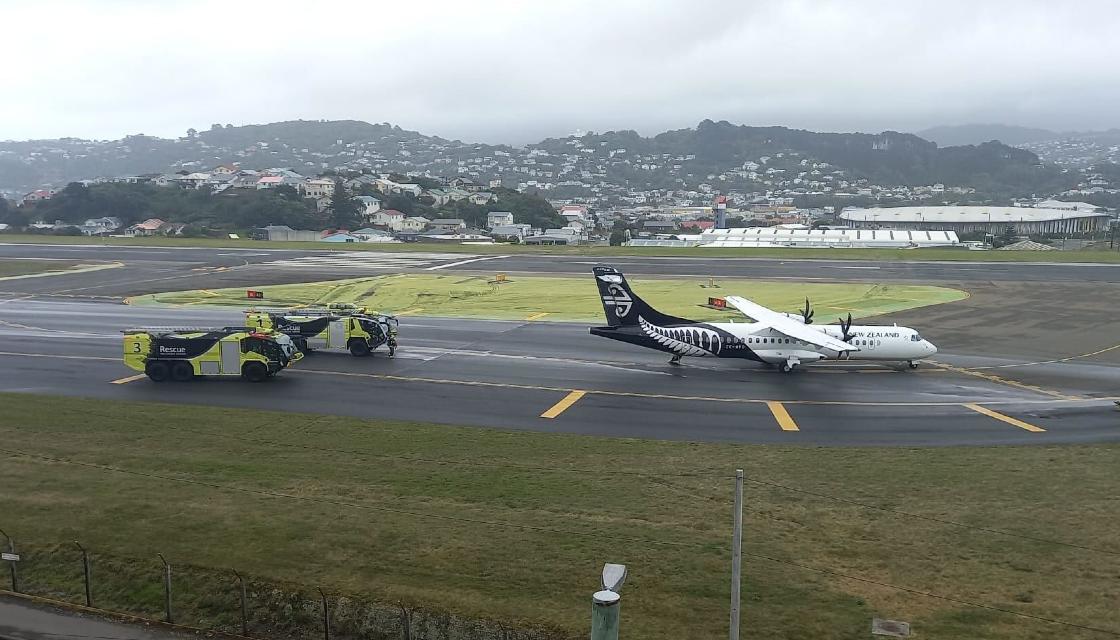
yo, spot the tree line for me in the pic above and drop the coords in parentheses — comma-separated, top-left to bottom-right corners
(1, 181, 566, 235)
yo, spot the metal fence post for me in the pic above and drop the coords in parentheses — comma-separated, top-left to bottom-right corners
(317, 587, 330, 640)
(0, 528, 17, 592)
(234, 571, 249, 637)
(74, 541, 92, 607)
(730, 469, 744, 640)
(157, 554, 173, 624)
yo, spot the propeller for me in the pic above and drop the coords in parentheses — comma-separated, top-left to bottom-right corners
(838, 313, 854, 342)
(800, 298, 814, 324)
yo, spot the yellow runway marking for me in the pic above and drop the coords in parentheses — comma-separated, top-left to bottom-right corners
(292, 368, 1113, 407)
(967, 342, 1120, 370)
(540, 390, 586, 419)
(965, 403, 1046, 432)
(110, 374, 147, 385)
(766, 401, 799, 431)
(930, 361, 1078, 400)
(0, 350, 1107, 409)
(525, 312, 550, 321)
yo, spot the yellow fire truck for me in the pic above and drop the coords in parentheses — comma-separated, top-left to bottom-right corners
(244, 306, 398, 357)
(123, 326, 302, 382)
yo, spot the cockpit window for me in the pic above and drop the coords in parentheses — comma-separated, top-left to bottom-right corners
(911, 334, 921, 341)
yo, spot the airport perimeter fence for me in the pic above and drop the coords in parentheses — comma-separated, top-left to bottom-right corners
(0, 536, 570, 640)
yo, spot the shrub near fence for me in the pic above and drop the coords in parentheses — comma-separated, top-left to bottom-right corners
(8, 541, 569, 640)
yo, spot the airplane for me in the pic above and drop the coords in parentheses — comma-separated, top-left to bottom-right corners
(589, 265, 937, 372)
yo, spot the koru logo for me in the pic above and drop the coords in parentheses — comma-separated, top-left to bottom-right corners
(606, 284, 632, 318)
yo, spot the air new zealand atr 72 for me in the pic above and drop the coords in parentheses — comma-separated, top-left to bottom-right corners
(589, 265, 937, 372)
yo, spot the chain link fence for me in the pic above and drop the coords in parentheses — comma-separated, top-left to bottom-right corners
(3, 538, 572, 640)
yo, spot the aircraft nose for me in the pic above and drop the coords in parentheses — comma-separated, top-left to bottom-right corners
(924, 340, 937, 356)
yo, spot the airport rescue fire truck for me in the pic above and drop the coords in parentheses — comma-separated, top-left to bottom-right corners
(123, 326, 302, 382)
(244, 305, 398, 357)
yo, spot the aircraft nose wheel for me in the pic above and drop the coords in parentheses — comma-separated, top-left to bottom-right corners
(908, 360, 918, 369)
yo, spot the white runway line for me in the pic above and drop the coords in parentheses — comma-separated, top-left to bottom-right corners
(424, 255, 510, 270)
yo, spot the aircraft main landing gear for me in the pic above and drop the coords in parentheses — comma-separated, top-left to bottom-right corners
(780, 357, 800, 373)
(669, 354, 682, 366)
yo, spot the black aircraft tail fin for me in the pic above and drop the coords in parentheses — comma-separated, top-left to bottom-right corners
(592, 265, 694, 327)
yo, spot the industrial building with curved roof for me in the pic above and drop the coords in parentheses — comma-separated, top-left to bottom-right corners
(839, 206, 1111, 234)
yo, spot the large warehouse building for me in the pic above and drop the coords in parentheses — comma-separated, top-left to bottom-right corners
(839, 206, 1112, 235)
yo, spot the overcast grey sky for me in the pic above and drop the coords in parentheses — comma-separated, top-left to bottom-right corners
(2, 0, 1118, 143)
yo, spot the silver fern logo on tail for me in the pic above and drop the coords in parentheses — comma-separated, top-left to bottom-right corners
(639, 317, 722, 356)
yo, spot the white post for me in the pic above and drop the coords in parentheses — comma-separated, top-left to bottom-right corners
(730, 469, 744, 640)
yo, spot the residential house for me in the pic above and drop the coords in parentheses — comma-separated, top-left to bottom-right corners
(255, 176, 284, 189)
(20, 189, 55, 206)
(486, 211, 514, 229)
(302, 179, 335, 199)
(314, 196, 332, 213)
(398, 216, 429, 232)
(445, 188, 471, 202)
(125, 218, 168, 236)
(430, 218, 467, 232)
(212, 164, 239, 175)
(397, 183, 423, 198)
(373, 209, 406, 229)
(353, 195, 382, 220)
(175, 173, 211, 189)
(448, 177, 481, 192)
(423, 189, 452, 207)
(469, 192, 494, 205)
(80, 216, 122, 236)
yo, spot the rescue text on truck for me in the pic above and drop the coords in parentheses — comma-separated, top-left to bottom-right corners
(122, 326, 302, 382)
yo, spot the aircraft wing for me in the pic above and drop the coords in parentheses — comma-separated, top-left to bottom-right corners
(723, 296, 858, 352)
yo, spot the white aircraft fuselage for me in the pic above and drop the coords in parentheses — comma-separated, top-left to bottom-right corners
(589, 265, 938, 371)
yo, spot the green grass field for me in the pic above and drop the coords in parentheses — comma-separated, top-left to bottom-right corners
(0, 258, 82, 278)
(0, 395, 1117, 639)
(130, 274, 968, 322)
(3, 233, 1120, 262)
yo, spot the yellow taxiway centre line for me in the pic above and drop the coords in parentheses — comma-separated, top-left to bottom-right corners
(110, 373, 147, 385)
(930, 361, 1078, 400)
(525, 312, 550, 321)
(540, 390, 586, 419)
(964, 403, 1046, 432)
(766, 401, 799, 431)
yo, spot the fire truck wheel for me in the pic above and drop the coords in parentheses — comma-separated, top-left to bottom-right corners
(348, 339, 371, 357)
(170, 361, 194, 382)
(242, 362, 268, 382)
(146, 361, 170, 382)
